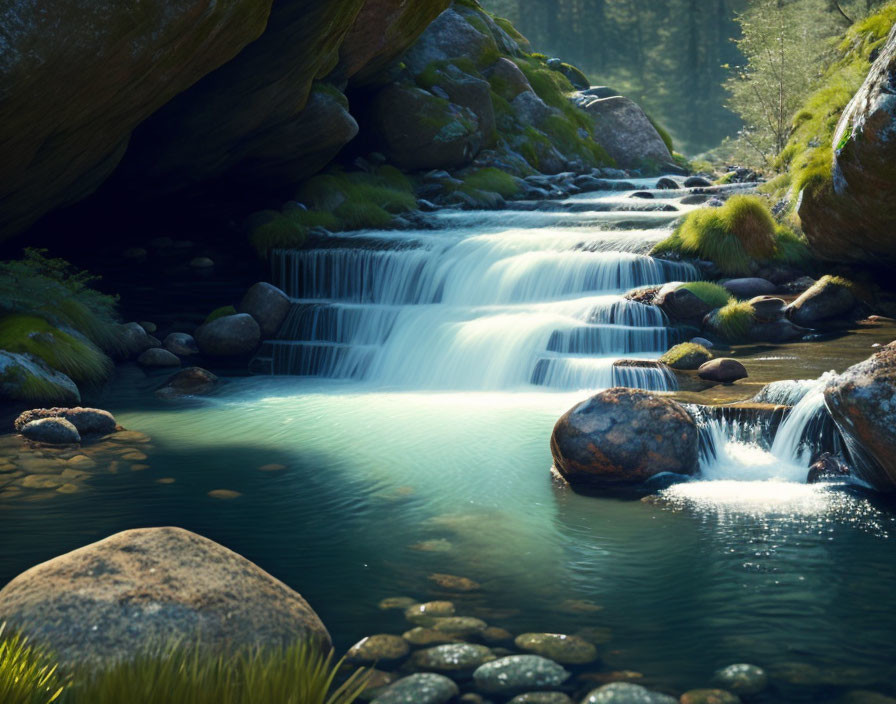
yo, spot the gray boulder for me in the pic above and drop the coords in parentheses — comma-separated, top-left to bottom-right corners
(19, 417, 81, 445)
(0, 351, 80, 405)
(655, 283, 716, 321)
(0, 527, 330, 665)
(723, 277, 776, 299)
(371, 673, 459, 704)
(118, 322, 159, 359)
(195, 314, 261, 357)
(238, 282, 291, 338)
(473, 655, 570, 696)
(163, 332, 200, 356)
(512, 91, 557, 127)
(14, 407, 115, 435)
(485, 57, 533, 101)
(403, 8, 497, 76)
(137, 348, 182, 367)
(156, 367, 220, 399)
(551, 389, 699, 487)
(787, 275, 857, 326)
(580, 97, 672, 168)
(684, 176, 712, 187)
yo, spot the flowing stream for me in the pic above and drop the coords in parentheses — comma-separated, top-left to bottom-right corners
(3, 179, 896, 700)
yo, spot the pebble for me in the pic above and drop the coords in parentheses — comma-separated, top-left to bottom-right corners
(370, 673, 458, 704)
(21, 474, 63, 489)
(428, 573, 480, 591)
(680, 690, 741, 704)
(408, 643, 494, 672)
(208, 489, 241, 500)
(431, 616, 488, 636)
(378, 596, 418, 611)
(712, 664, 768, 696)
(56, 483, 80, 494)
(514, 633, 598, 664)
(582, 683, 677, 704)
(473, 655, 570, 695)
(402, 627, 459, 646)
(347, 634, 410, 664)
(120, 451, 148, 461)
(482, 626, 513, 644)
(404, 601, 455, 625)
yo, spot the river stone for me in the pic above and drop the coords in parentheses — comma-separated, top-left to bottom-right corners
(0, 351, 80, 405)
(371, 673, 459, 704)
(510, 694, 573, 704)
(749, 296, 787, 322)
(583, 683, 677, 704)
(655, 177, 680, 190)
(0, 527, 330, 665)
(405, 600, 455, 625)
(20, 418, 80, 445)
(824, 348, 896, 491)
(723, 278, 776, 299)
(712, 664, 768, 696)
(680, 690, 741, 704)
(409, 643, 494, 672)
(431, 616, 488, 636)
(429, 573, 480, 591)
(514, 633, 598, 664)
(163, 332, 199, 356)
(358, 669, 398, 700)
(156, 367, 219, 398)
(347, 634, 410, 664)
(660, 343, 712, 370)
(137, 347, 181, 367)
(119, 322, 160, 359)
(551, 389, 699, 487)
(194, 314, 261, 357)
(473, 655, 570, 695)
(402, 627, 459, 646)
(786, 276, 856, 327)
(655, 283, 716, 321)
(238, 282, 291, 338)
(684, 176, 713, 188)
(698, 359, 748, 384)
(485, 57, 533, 101)
(379, 596, 418, 611)
(14, 407, 115, 435)
(482, 626, 513, 644)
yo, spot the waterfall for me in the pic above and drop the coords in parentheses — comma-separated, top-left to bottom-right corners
(255, 184, 700, 391)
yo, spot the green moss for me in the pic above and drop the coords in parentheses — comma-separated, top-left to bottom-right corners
(712, 300, 757, 342)
(774, 225, 812, 266)
(249, 210, 341, 254)
(460, 168, 521, 198)
(0, 316, 112, 386)
(647, 115, 674, 154)
(493, 16, 528, 47)
(0, 623, 63, 704)
(659, 342, 713, 370)
(679, 281, 733, 307)
(205, 306, 237, 324)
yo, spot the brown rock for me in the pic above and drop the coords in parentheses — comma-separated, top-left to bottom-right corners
(14, 407, 116, 435)
(698, 359, 748, 384)
(156, 367, 219, 398)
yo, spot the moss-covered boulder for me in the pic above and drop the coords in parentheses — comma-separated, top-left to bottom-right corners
(0, 351, 81, 406)
(797, 23, 896, 268)
(0, 0, 274, 237)
(786, 275, 857, 327)
(660, 343, 713, 371)
(578, 96, 672, 168)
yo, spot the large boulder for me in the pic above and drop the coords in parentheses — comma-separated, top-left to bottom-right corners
(578, 96, 672, 168)
(655, 283, 715, 321)
(194, 313, 261, 357)
(797, 24, 896, 268)
(239, 282, 291, 339)
(824, 347, 896, 491)
(485, 58, 533, 101)
(786, 275, 857, 326)
(0, 351, 80, 405)
(402, 7, 498, 76)
(0, 0, 273, 237)
(550, 388, 699, 487)
(0, 527, 331, 665)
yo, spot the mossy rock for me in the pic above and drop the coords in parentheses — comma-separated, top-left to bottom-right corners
(0, 350, 81, 405)
(660, 343, 713, 371)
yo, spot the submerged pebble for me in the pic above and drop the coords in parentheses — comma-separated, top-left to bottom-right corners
(514, 633, 598, 664)
(473, 655, 570, 695)
(409, 643, 494, 672)
(347, 634, 410, 664)
(370, 673, 459, 704)
(712, 664, 768, 696)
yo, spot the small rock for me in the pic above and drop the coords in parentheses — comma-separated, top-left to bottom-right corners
(370, 673, 458, 704)
(509, 694, 574, 704)
(139, 322, 157, 334)
(137, 348, 181, 367)
(156, 367, 219, 398)
(208, 489, 241, 500)
(684, 176, 712, 187)
(473, 655, 570, 696)
(749, 296, 786, 322)
(723, 278, 776, 299)
(20, 418, 80, 445)
(655, 177, 680, 190)
(690, 337, 714, 349)
(428, 573, 480, 592)
(194, 314, 261, 357)
(630, 191, 654, 199)
(21, 474, 64, 489)
(698, 359, 748, 383)
(514, 633, 597, 665)
(409, 643, 494, 672)
(378, 596, 418, 611)
(402, 627, 459, 646)
(431, 616, 488, 636)
(347, 634, 410, 664)
(787, 275, 856, 326)
(405, 601, 455, 625)
(583, 683, 677, 704)
(67, 455, 97, 469)
(359, 669, 397, 700)
(680, 690, 741, 704)
(163, 333, 199, 356)
(713, 664, 768, 696)
(238, 282, 291, 338)
(481, 626, 513, 644)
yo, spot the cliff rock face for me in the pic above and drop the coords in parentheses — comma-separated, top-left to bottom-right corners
(797, 24, 896, 267)
(0, 0, 274, 237)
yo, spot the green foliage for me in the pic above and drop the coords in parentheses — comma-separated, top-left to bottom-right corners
(774, 225, 812, 265)
(647, 115, 675, 154)
(713, 300, 757, 342)
(205, 306, 237, 324)
(461, 168, 521, 198)
(0, 316, 112, 386)
(679, 281, 733, 307)
(0, 624, 63, 704)
(0, 249, 122, 355)
(659, 342, 713, 370)
(249, 210, 340, 253)
(62, 642, 367, 704)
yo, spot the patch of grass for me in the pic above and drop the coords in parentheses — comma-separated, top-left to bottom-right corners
(660, 342, 713, 370)
(679, 281, 733, 307)
(774, 225, 812, 266)
(249, 210, 341, 253)
(0, 624, 64, 704)
(647, 115, 674, 154)
(0, 316, 112, 386)
(205, 306, 237, 324)
(460, 168, 521, 198)
(712, 300, 756, 342)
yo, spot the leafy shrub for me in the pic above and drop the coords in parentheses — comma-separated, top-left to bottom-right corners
(0, 624, 63, 704)
(679, 281, 732, 307)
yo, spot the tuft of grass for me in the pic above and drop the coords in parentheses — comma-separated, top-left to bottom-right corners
(711, 300, 756, 342)
(460, 168, 520, 198)
(0, 316, 112, 386)
(0, 624, 64, 704)
(660, 342, 713, 370)
(774, 225, 812, 266)
(62, 642, 367, 704)
(249, 210, 341, 253)
(205, 306, 237, 325)
(679, 281, 733, 307)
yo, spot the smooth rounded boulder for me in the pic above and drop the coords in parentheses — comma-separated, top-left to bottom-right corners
(164, 332, 200, 356)
(698, 359, 748, 384)
(238, 282, 291, 338)
(0, 527, 330, 665)
(550, 388, 699, 487)
(155, 366, 220, 398)
(137, 347, 182, 367)
(655, 283, 716, 321)
(195, 313, 261, 357)
(786, 275, 856, 327)
(14, 407, 115, 435)
(824, 347, 896, 491)
(19, 417, 80, 444)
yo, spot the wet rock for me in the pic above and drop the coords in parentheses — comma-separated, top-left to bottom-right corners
(20, 418, 80, 445)
(118, 322, 160, 359)
(0, 351, 80, 405)
(482, 626, 513, 644)
(405, 601, 455, 625)
(429, 573, 480, 591)
(485, 58, 533, 101)
(195, 314, 261, 357)
(347, 634, 410, 664)
(473, 655, 570, 696)
(431, 616, 488, 636)
(371, 673, 459, 704)
(630, 191, 654, 199)
(0, 527, 330, 665)
(509, 694, 574, 704)
(156, 367, 219, 398)
(698, 359, 748, 384)
(578, 97, 672, 168)
(512, 91, 557, 126)
(824, 347, 896, 491)
(402, 627, 460, 646)
(551, 389, 699, 488)
(207, 489, 241, 500)
(712, 664, 768, 697)
(409, 643, 494, 672)
(680, 194, 710, 205)
(583, 683, 677, 704)
(749, 296, 786, 322)
(14, 407, 115, 435)
(680, 690, 741, 704)
(787, 275, 856, 327)
(358, 669, 398, 701)
(723, 278, 776, 299)
(748, 318, 807, 343)
(514, 633, 597, 665)
(660, 343, 713, 371)
(807, 452, 851, 484)
(238, 282, 291, 338)
(379, 596, 418, 611)
(163, 332, 199, 356)
(684, 176, 712, 187)
(137, 348, 181, 367)
(655, 283, 716, 322)
(655, 178, 680, 190)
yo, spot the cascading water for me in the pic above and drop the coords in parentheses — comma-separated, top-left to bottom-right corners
(254, 183, 698, 392)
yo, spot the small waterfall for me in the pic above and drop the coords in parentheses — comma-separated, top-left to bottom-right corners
(769, 372, 841, 466)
